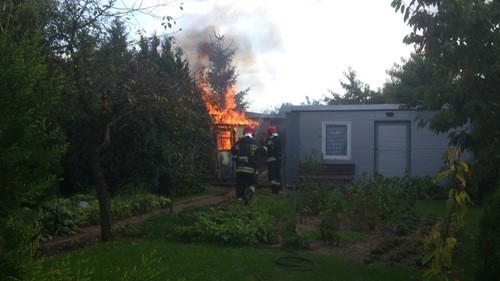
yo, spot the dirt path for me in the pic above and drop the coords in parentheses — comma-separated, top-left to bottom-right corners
(41, 190, 230, 255)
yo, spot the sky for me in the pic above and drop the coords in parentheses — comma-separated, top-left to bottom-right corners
(124, 0, 416, 113)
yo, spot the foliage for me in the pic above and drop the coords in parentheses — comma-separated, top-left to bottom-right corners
(37, 192, 170, 239)
(394, 212, 421, 236)
(300, 181, 332, 215)
(295, 150, 331, 214)
(42, 0, 203, 240)
(319, 202, 341, 246)
(0, 0, 67, 216)
(263, 102, 295, 116)
(421, 147, 472, 280)
(325, 67, 386, 105)
(476, 189, 500, 281)
(39, 202, 79, 240)
(0, 1, 66, 279)
(419, 175, 449, 200)
(0, 211, 43, 281)
(388, 0, 499, 199)
(282, 232, 312, 250)
(201, 31, 251, 111)
(343, 172, 422, 230)
(296, 149, 325, 179)
(173, 205, 277, 245)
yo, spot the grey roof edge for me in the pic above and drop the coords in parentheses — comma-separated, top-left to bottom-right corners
(286, 104, 415, 112)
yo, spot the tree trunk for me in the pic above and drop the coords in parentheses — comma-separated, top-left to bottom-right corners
(88, 124, 113, 241)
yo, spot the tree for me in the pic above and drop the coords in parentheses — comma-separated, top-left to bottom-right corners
(325, 67, 386, 105)
(0, 0, 66, 216)
(0, 0, 66, 279)
(388, 0, 499, 196)
(389, 0, 499, 279)
(45, 0, 183, 241)
(200, 31, 251, 111)
(132, 34, 214, 197)
(263, 102, 295, 116)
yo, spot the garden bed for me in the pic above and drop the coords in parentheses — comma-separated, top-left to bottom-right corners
(295, 213, 426, 267)
(41, 189, 230, 256)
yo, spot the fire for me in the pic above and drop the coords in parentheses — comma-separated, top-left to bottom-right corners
(198, 76, 258, 150)
(203, 86, 258, 126)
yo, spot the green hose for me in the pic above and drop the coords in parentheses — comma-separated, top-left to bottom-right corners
(274, 248, 317, 271)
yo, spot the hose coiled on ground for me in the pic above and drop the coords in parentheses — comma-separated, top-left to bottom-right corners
(274, 248, 317, 271)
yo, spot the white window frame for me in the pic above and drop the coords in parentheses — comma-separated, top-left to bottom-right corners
(321, 121, 352, 160)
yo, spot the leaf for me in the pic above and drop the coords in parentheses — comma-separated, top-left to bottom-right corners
(431, 258, 441, 273)
(404, 9, 410, 22)
(443, 244, 452, 261)
(446, 237, 457, 248)
(422, 252, 434, 265)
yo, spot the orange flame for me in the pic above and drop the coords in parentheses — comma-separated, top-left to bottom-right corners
(198, 74, 258, 150)
(202, 86, 258, 126)
(216, 130, 232, 151)
(198, 71, 258, 126)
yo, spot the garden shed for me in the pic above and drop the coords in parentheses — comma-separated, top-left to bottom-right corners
(284, 104, 470, 186)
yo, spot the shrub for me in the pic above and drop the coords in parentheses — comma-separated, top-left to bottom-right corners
(296, 149, 325, 179)
(172, 205, 277, 245)
(300, 181, 332, 215)
(476, 190, 500, 280)
(343, 172, 422, 230)
(37, 192, 170, 239)
(0, 211, 43, 281)
(320, 208, 341, 245)
(39, 201, 80, 240)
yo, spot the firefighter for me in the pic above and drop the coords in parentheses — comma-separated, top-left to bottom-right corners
(231, 126, 267, 204)
(264, 125, 282, 194)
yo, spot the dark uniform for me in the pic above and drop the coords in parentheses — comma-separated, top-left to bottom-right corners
(231, 128, 266, 204)
(264, 128, 282, 194)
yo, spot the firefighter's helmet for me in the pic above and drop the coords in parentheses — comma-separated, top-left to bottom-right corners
(267, 125, 278, 134)
(243, 126, 255, 135)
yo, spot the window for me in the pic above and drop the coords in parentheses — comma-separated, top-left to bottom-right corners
(322, 121, 351, 160)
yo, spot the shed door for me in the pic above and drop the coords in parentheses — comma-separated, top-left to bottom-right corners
(375, 121, 410, 177)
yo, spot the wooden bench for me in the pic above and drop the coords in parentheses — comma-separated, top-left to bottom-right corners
(295, 163, 355, 184)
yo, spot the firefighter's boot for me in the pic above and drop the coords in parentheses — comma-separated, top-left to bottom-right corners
(244, 185, 255, 205)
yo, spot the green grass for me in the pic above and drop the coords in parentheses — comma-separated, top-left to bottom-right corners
(415, 199, 482, 233)
(338, 230, 367, 244)
(42, 239, 420, 281)
(40, 193, 484, 281)
(173, 185, 229, 202)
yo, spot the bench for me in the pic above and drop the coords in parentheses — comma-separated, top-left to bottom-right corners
(295, 163, 355, 184)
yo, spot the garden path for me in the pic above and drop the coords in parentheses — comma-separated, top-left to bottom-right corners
(41, 189, 230, 255)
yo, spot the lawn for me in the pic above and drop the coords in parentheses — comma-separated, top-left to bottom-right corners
(43, 239, 421, 281)
(40, 188, 483, 281)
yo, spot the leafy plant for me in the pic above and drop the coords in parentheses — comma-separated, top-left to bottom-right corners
(343, 172, 422, 231)
(300, 181, 332, 215)
(0, 212, 43, 281)
(320, 207, 341, 246)
(39, 202, 80, 240)
(296, 149, 325, 180)
(172, 205, 277, 245)
(421, 147, 472, 280)
(476, 189, 500, 280)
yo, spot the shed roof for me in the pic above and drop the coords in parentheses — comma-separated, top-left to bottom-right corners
(286, 104, 406, 112)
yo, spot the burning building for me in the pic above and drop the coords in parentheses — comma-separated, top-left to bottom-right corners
(200, 82, 259, 182)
